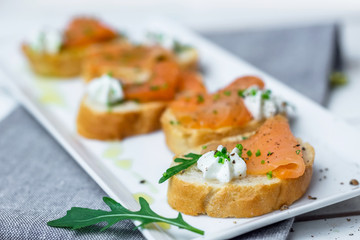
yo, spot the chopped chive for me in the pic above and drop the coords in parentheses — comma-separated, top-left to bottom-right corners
(261, 160, 265, 164)
(169, 120, 179, 125)
(107, 71, 113, 77)
(261, 90, 272, 100)
(202, 145, 207, 150)
(237, 89, 245, 98)
(221, 147, 227, 154)
(242, 136, 248, 140)
(224, 91, 231, 96)
(162, 83, 169, 89)
(213, 109, 218, 115)
(218, 158, 225, 164)
(213, 94, 220, 101)
(296, 150, 301, 155)
(266, 171, 273, 179)
(150, 85, 160, 91)
(247, 150, 252, 157)
(250, 89, 257, 96)
(255, 149, 261, 157)
(197, 94, 204, 103)
(236, 144, 243, 151)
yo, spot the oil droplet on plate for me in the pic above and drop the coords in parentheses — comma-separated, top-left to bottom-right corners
(103, 143, 122, 159)
(132, 192, 154, 205)
(115, 159, 132, 170)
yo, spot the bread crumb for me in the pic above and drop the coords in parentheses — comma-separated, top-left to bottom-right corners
(280, 205, 289, 211)
(350, 179, 359, 186)
(308, 195, 317, 200)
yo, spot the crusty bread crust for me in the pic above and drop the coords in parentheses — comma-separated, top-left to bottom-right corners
(22, 44, 84, 77)
(76, 96, 167, 140)
(167, 141, 314, 218)
(161, 108, 265, 154)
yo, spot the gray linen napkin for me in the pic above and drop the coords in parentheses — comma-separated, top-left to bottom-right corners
(0, 24, 341, 240)
(203, 24, 342, 105)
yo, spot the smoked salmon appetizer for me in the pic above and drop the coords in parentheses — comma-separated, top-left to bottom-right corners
(162, 115, 314, 218)
(22, 17, 121, 77)
(76, 42, 206, 140)
(161, 76, 292, 154)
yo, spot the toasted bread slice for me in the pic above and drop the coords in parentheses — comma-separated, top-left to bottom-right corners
(76, 96, 167, 140)
(22, 44, 84, 77)
(167, 139, 314, 218)
(161, 108, 265, 154)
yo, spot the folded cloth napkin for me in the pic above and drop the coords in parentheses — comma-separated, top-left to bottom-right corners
(0, 23, 341, 240)
(203, 24, 342, 105)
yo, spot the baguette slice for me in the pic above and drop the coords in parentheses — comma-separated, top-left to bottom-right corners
(76, 96, 167, 140)
(167, 139, 314, 218)
(22, 44, 84, 77)
(161, 108, 265, 155)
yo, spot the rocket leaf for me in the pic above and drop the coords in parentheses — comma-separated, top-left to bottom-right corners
(47, 197, 204, 235)
(159, 153, 202, 183)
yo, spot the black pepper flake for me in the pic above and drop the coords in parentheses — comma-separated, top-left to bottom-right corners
(341, 182, 344, 185)
(231, 153, 235, 156)
(350, 233, 354, 236)
(290, 228, 294, 232)
(350, 179, 359, 186)
(325, 168, 329, 171)
(347, 218, 351, 222)
(294, 144, 300, 147)
(302, 147, 306, 151)
(308, 195, 317, 200)
(232, 160, 235, 164)
(267, 152, 274, 156)
(280, 205, 289, 211)
(140, 180, 146, 184)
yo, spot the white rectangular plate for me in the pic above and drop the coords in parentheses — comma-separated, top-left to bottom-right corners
(1, 17, 360, 240)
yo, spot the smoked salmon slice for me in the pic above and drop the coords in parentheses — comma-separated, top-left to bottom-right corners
(176, 70, 207, 98)
(170, 76, 264, 129)
(63, 17, 118, 48)
(204, 115, 305, 179)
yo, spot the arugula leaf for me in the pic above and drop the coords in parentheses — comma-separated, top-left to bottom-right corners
(47, 197, 204, 235)
(159, 153, 202, 184)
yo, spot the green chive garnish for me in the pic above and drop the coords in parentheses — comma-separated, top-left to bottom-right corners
(247, 150, 252, 157)
(150, 85, 160, 91)
(255, 149, 261, 157)
(213, 94, 220, 101)
(250, 89, 257, 96)
(202, 145, 207, 150)
(261, 160, 265, 164)
(296, 150, 301, 155)
(236, 144, 243, 151)
(197, 94, 204, 103)
(238, 89, 245, 98)
(261, 90, 272, 100)
(266, 171, 273, 179)
(224, 91, 231, 96)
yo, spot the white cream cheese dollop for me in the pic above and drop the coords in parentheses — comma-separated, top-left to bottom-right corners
(28, 29, 63, 54)
(197, 145, 247, 183)
(242, 86, 294, 120)
(86, 74, 124, 106)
